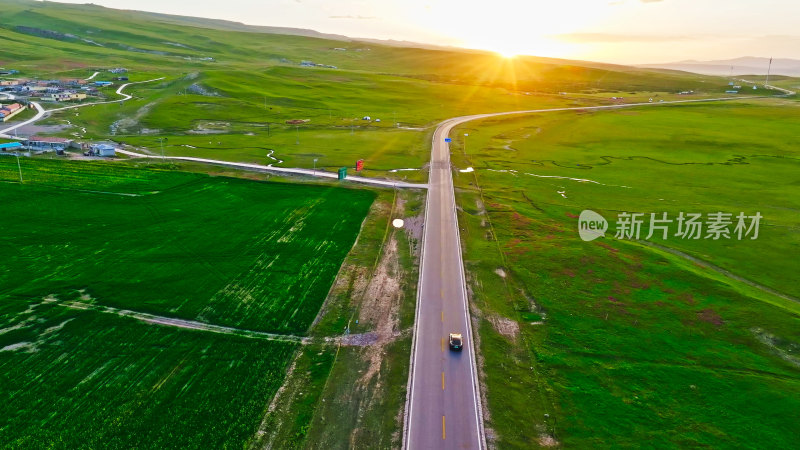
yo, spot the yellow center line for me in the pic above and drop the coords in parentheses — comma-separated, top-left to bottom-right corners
(442, 371, 445, 390)
(440, 288, 444, 299)
(442, 415, 446, 440)
(441, 311, 444, 322)
(441, 337, 444, 352)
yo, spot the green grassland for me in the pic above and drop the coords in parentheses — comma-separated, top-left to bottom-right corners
(450, 99, 800, 447)
(0, 0, 729, 92)
(1, 0, 761, 178)
(0, 157, 376, 447)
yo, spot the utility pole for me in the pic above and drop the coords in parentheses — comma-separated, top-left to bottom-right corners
(158, 137, 167, 158)
(266, 122, 270, 137)
(765, 57, 773, 87)
(313, 158, 318, 174)
(296, 125, 299, 145)
(15, 152, 23, 183)
(464, 133, 469, 154)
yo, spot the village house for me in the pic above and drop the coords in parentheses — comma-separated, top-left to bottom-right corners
(23, 136, 76, 152)
(0, 103, 24, 122)
(43, 92, 88, 102)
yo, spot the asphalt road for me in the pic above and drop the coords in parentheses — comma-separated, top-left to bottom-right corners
(405, 116, 485, 450)
(403, 92, 797, 449)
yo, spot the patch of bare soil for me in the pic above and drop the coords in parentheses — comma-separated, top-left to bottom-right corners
(110, 101, 156, 135)
(487, 314, 520, 341)
(250, 352, 303, 449)
(752, 328, 800, 368)
(404, 216, 424, 252)
(335, 332, 379, 347)
(697, 308, 724, 327)
(357, 235, 403, 387)
(343, 195, 420, 446)
(539, 433, 560, 447)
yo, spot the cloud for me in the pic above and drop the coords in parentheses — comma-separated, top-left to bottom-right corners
(329, 15, 377, 20)
(608, 0, 662, 4)
(554, 32, 692, 43)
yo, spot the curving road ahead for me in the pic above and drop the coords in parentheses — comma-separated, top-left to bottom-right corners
(404, 91, 793, 449)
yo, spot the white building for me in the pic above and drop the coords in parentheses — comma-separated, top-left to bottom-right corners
(91, 143, 116, 157)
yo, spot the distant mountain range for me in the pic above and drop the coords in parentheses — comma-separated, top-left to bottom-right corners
(135, 10, 461, 52)
(638, 57, 800, 77)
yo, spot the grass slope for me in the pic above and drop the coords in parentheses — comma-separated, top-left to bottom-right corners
(1, 0, 757, 178)
(451, 99, 800, 448)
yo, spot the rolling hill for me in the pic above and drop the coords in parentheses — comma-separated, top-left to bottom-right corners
(639, 56, 800, 77)
(0, 0, 727, 94)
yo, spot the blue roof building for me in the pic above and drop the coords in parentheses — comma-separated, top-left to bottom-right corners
(0, 142, 23, 151)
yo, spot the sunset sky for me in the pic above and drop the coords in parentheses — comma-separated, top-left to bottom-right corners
(56, 0, 800, 64)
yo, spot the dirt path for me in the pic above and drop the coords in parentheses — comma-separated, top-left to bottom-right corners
(639, 241, 800, 305)
(64, 300, 391, 347)
(64, 301, 309, 343)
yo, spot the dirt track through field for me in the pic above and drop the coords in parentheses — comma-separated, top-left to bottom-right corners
(64, 301, 309, 343)
(63, 301, 389, 347)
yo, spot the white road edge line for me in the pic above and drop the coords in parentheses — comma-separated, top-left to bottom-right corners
(402, 126, 436, 450)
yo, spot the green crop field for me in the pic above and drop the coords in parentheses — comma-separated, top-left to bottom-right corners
(0, 157, 374, 334)
(0, 157, 375, 447)
(0, 299, 297, 448)
(450, 99, 800, 447)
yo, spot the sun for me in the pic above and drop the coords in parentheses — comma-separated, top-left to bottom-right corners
(496, 49, 518, 59)
(421, 0, 605, 61)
